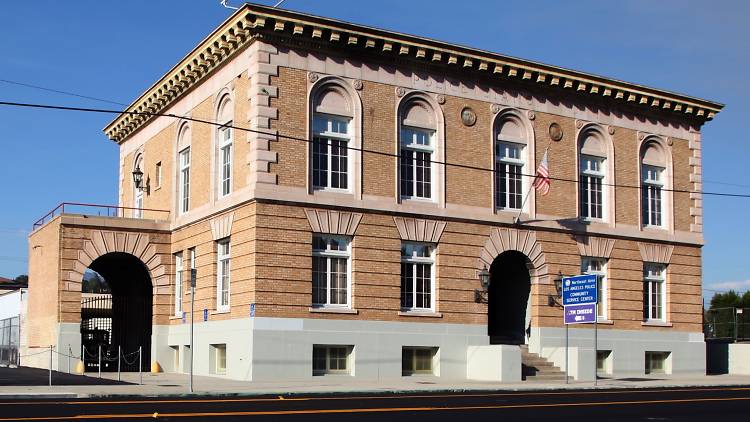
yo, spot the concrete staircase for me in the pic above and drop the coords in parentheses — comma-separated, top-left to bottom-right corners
(520, 345, 568, 381)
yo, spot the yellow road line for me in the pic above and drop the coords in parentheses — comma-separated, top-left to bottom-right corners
(0, 386, 748, 406)
(0, 395, 749, 421)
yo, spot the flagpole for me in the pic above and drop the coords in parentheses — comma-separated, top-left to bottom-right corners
(515, 144, 551, 224)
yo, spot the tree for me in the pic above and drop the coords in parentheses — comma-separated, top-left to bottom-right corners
(710, 290, 742, 309)
(14, 274, 28, 284)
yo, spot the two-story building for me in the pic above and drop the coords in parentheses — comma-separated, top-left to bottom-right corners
(25, 3, 722, 381)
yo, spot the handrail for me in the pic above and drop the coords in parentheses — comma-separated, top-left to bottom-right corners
(32, 202, 170, 231)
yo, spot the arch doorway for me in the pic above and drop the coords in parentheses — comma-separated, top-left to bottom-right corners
(488, 250, 532, 345)
(81, 252, 152, 371)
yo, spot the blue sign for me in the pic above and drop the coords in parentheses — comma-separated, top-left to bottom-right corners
(562, 274, 598, 306)
(250, 303, 255, 318)
(182, 311, 186, 323)
(203, 308, 208, 322)
(564, 303, 597, 324)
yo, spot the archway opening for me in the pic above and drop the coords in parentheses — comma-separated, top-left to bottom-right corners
(488, 250, 532, 345)
(81, 252, 152, 372)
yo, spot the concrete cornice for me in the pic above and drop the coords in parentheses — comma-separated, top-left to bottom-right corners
(104, 2, 724, 144)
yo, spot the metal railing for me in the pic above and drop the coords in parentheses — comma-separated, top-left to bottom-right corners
(704, 307, 750, 341)
(32, 202, 170, 230)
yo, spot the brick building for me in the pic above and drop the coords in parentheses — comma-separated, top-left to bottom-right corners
(25, 3, 722, 381)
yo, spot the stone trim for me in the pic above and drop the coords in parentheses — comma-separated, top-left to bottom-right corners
(575, 236, 616, 259)
(210, 213, 234, 240)
(638, 242, 674, 264)
(392, 217, 446, 243)
(689, 131, 702, 233)
(247, 41, 279, 186)
(69, 230, 168, 293)
(305, 209, 362, 235)
(477, 227, 546, 276)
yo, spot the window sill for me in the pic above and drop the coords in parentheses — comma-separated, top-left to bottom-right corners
(641, 321, 672, 327)
(401, 197, 437, 205)
(642, 225, 667, 231)
(309, 307, 358, 314)
(596, 318, 614, 325)
(211, 309, 230, 315)
(169, 315, 185, 321)
(398, 311, 442, 318)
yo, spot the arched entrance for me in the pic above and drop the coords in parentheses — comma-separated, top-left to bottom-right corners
(488, 250, 532, 345)
(81, 252, 152, 371)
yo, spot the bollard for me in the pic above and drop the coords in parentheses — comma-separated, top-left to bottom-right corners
(68, 346, 71, 374)
(117, 346, 121, 382)
(98, 345, 102, 378)
(82, 345, 86, 374)
(139, 346, 143, 385)
(49, 345, 53, 387)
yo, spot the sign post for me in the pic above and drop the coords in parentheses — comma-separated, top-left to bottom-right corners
(189, 268, 196, 394)
(562, 274, 598, 385)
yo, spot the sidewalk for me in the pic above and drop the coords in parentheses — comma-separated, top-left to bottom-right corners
(2, 368, 750, 399)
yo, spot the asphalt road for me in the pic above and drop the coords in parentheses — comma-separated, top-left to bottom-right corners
(0, 386, 748, 421)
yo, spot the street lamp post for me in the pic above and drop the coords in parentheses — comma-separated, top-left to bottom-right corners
(189, 268, 196, 393)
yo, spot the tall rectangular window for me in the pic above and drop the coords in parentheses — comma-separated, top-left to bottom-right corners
(217, 240, 230, 311)
(495, 141, 524, 210)
(643, 263, 666, 321)
(400, 243, 434, 312)
(580, 155, 604, 219)
(219, 125, 232, 197)
(400, 127, 433, 200)
(155, 161, 162, 189)
(581, 257, 607, 319)
(179, 148, 190, 214)
(312, 235, 350, 307)
(312, 115, 350, 190)
(642, 165, 663, 227)
(174, 252, 183, 317)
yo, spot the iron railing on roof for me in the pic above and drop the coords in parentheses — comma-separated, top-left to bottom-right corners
(32, 202, 170, 231)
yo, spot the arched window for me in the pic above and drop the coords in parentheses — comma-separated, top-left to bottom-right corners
(641, 141, 667, 227)
(216, 95, 233, 198)
(133, 154, 144, 218)
(311, 84, 353, 191)
(399, 98, 436, 200)
(494, 115, 527, 210)
(177, 124, 191, 215)
(579, 129, 608, 220)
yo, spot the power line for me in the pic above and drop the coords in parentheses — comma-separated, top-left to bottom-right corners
(0, 79, 128, 106)
(1, 99, 749, 199)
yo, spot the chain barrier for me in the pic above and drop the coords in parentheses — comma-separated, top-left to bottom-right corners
(17, 349, 52, 358)
(121, 351, 140, 367)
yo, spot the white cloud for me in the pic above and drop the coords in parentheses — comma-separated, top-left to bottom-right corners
(706, 279, 750, 292)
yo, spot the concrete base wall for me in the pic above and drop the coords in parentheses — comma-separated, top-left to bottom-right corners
(728, 344, 750, 375)
(466, 345, 521, 381)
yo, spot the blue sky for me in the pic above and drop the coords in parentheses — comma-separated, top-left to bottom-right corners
(1, 1, 748, 300)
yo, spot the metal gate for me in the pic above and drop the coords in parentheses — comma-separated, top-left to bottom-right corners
(81, 294, 114, 371)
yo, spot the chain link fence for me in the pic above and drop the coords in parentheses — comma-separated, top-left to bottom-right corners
(704, 307, 750, 341)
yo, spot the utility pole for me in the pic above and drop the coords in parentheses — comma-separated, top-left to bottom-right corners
(189, 268, 196, 393)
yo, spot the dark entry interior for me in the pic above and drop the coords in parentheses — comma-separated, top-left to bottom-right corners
(82, 252, 152, 371)
(488, 250, 531, 345)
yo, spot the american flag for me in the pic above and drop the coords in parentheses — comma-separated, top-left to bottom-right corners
(533, 149, 550, 196)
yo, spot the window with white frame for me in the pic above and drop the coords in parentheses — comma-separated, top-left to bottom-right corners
(402, 347, 437, 376)
(580, 155, 605, 219)
(216, 239, 230, 311)
(155, 162, 162, 189)
(495, 141, 524, 210)
(178, 148, 190, 214)
(312, 345, 352, 376)
(218, 124, 232, 197)
(581, 257, 607, 319)
(312, 115, 350, 190)
(643, 263, 666, 321)
(133, 155, 144, 218)
(400, 127, 434, 200)
(174, 252, 183, 317)
(400, 243, 434, 312)
(210, 344, 227, 375)
(312, 235, 351, 307)
(641, 165, 664, 227)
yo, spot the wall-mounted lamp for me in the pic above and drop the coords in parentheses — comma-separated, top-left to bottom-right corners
(132, 166, 147, 191)
(548, 270, 564, 307)
(474, 265, 490, 303)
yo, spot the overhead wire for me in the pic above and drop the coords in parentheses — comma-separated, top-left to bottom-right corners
(1, 99, 749, 199)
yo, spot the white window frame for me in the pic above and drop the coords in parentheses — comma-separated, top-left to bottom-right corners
(178, 148, 190, 215)
(580, 155, 606, 221)
(312, 345, 352, 376)
(644, 263, 667, 322)
(312, 114, 351, 192)
(216, 239, 230, 312)
(311, 235, 352, 308)
(581, 257, 607, 320)
(494, 140, 525, 211)
(400, 126, 435, 201)
(174, 252, 183, 317)
(133, 156, 144, 219)
(218, 124, 232, 198)
(155, 161, 162, 189)
(211, 344, 227, 375)
(641, 165, 664, 228)
(402, 346, 437, 376)
(400, 242, 435, 312)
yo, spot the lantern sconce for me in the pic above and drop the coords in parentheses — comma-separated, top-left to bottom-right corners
(474, 265, 491, 303)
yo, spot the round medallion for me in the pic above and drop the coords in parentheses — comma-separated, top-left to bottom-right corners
(491, 104, 502, 114)
(608, 125, 615, 135)
(436, 94, 446, 105)
(575, 120, 584, 129)
(549, 122, 563, 142)
(667, 137, 673, 146)
(352, 79, 363, 90)
(461, 107, 477, 127)
(527, 110, 536, 120)
(307, 72, 319, 83)
(395, 86, 406, 97)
